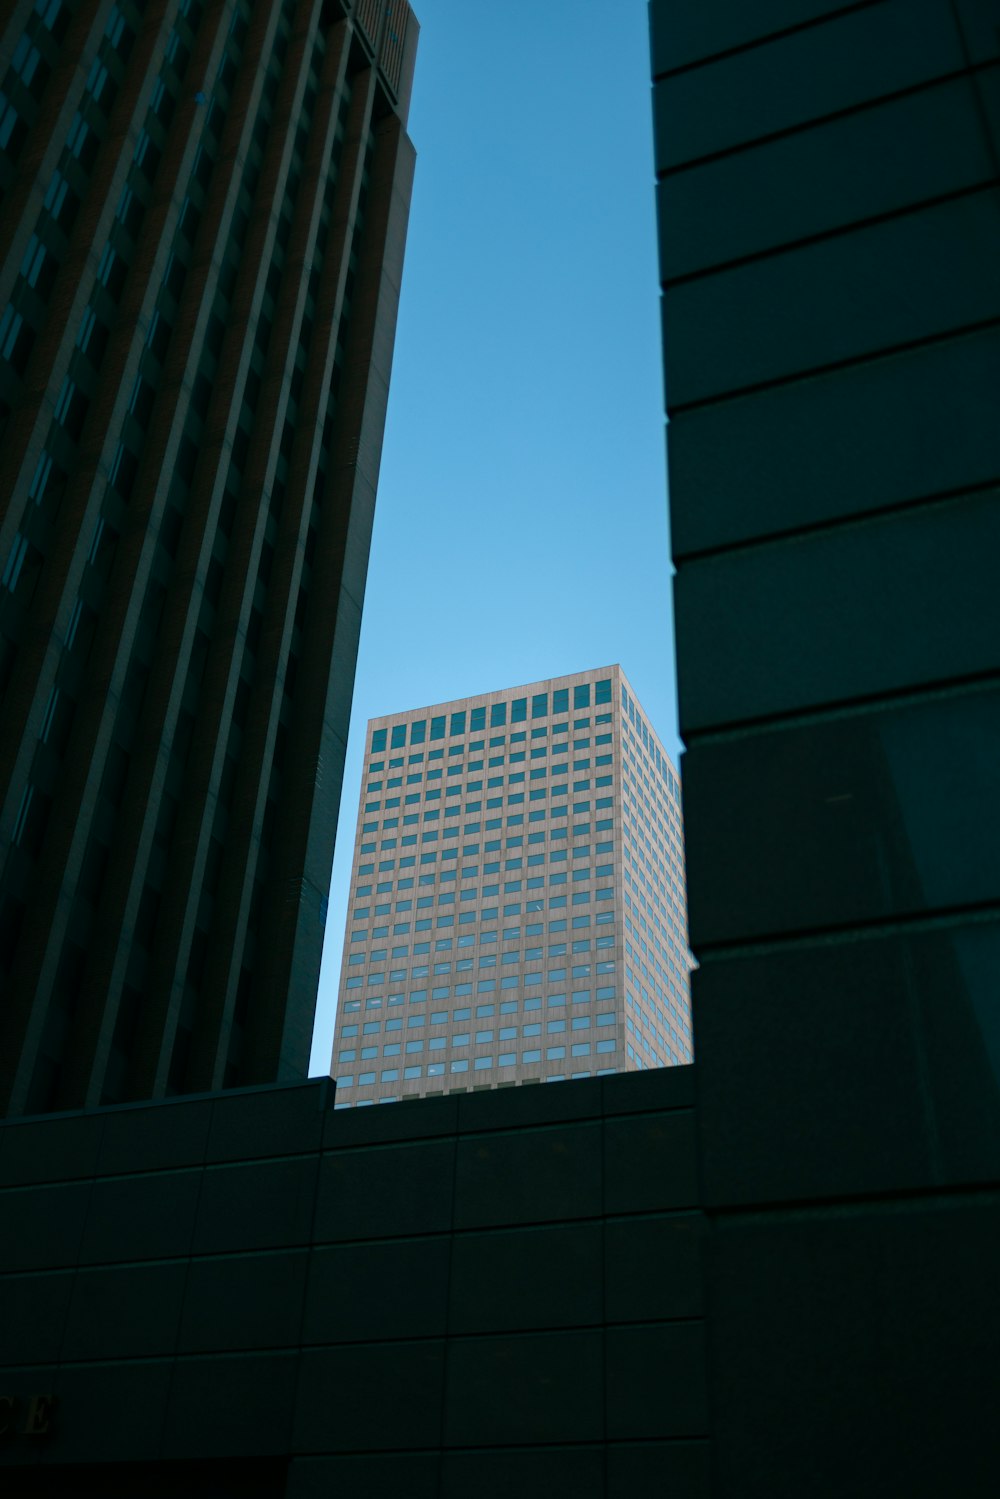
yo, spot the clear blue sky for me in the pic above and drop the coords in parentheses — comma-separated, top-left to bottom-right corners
(309, 0, 678, 1072)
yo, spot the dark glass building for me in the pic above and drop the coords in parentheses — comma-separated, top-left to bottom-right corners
(0, 0, 417, 1114)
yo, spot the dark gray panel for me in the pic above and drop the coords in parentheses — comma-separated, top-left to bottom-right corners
(161, 1351, 299, 1459)
(314, 1137, 455, 1241)
(206, 1081, 330, 1163)
(709, 1194, 1000, 1496)
(608, 1440, 712, 1498)
(193, 1156, 319, 1255)
(0, 1113, 104, 1187)
(303, 1237, 450, 1342)
(675, 492, 1000, 731)
(457, 1074, 602, 1132)
(604, 1111, 698, 1214)
(323, 1092, 457, 1148)
(668, 328, 1000, 556)
(98, 1097, 213, 1176)
(953, 0, 1000, 60)
(79, 1168, 201, 1265)
(443, 1329, 603, 1446)
(605, 1212, 705, 1322)
(0, 1182, 91, 1272)
(0, 1270, 74, 1365)
(658, 74, 999, 280)
(287, 1453, 440, 1498)
(441, 1445, 604, 1499)
(293, 1342, 445, 1452)
(682, 685, 1000, 947)
(650, 0, 872, 76)
(603, 1062, 695, 1114)
(178, 1249, 309, 1353)
(62, 1260, 188, 1360)
(46, 1359, 172, 1464)
(606, 1322, 709, 1438)
(696, 921, 1000, 1205)
(449, 1221, 603, 1334)
(453, 1121, 602, 1230)
(664, 190, 1000, 409)
(654, 0, 964, 171)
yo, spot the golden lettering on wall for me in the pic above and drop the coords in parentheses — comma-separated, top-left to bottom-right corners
(0, 1394, 57, 1438)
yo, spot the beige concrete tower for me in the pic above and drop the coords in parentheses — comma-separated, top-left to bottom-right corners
(330, 666, 692, 1106)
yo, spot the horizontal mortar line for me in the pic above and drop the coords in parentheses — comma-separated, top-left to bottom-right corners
(659, 180, 1000, 290)
(653, 55, 1000, 173)
(707, 1180, 1000, 1225)
(692, 899, 1000, 964)
(0, 1207, 705, 1266)
(651, 0, 882, 84)
(665, 316, 1000, 418)
(680, 664, 1000, 747)
(9, 1319, 709, 1370)
(672, 479, 1000, 567)
(292, 1436, 711, 1458)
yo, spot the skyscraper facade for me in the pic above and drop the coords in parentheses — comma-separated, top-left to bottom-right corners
(0, 0, 417, 1115)
(330, 665, 692, 1106)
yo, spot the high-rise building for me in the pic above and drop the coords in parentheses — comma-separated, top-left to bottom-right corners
(0, 0, 417, 1116)
(330, 665, 692, 1106)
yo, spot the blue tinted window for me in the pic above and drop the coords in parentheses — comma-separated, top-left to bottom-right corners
(511, 698, 527, 722)
(430, 716, 446, 740)
(450, 710, 466, 736)
(410, 720, 426, 744)
(371, 728, 387, 752)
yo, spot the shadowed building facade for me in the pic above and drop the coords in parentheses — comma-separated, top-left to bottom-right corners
(653, 1, 1000, 1493)
(0, 0, 417, 1114)
(330, 665, 692, 1106)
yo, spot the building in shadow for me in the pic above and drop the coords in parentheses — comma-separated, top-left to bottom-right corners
(0, 0, 417, 1114)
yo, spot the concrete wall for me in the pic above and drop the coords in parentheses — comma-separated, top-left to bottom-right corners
(652, 1, 1000, 1494)
(0, 1070, 707, 1497)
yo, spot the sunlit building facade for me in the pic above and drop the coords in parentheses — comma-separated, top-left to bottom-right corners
(331, 665, 692, 1105)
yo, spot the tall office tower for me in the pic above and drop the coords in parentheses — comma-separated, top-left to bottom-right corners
(0, 0, 417, 1115)
(330, 666, 692, 1107)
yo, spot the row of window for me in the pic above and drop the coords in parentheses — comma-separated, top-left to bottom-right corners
(360, 838, 612, 866)
(339, 1013, 614, 1058)
(368, 726, 612, 773)
(338, 1037, 618, 1087)
(370, 681, 614, 751)
(367, 735, 613, 784)
(351, 890, 615, 928)
(364, 788, 613, 820)
(349, 927, 612, 955)
(350, 912, 613, 948)
(349, 951, 616, 978)
(355, 865, 613, 897)
(340, 989, 616, 1031)
(369, 716, 612, 769)
(349, 969, 616, 999)
(362, 814, 614, 845)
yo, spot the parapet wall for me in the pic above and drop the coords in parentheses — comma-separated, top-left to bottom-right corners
(0, 1068, 706, 1498)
